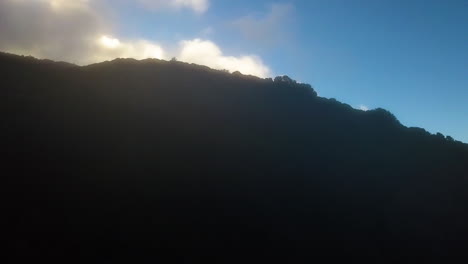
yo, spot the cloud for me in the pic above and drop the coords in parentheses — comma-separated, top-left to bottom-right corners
(178, 39, 271, 77)
(232, 3, 295, 46)
(0, 0, 107, 64)
(0, 0, 166, 64)
(93, 35, 166, 62)
(358, 105, 370, 111)
(46, 0, 91, 10)
(0, 0, 271, 77)
(137, 0, 209, 14)
(92, 37, 270, 77)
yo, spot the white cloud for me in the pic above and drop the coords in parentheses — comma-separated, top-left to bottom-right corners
(358, 104, 369, 111)
(178, 39, 271, 77)
(137, 0, 209, 14)
(91, 37, 270, 77)
(93, 35, 166, 63)
(0, 0, 271, 77)
(99, 35, 121, 49)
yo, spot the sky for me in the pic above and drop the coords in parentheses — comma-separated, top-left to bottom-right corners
(1, 0, 467, 142)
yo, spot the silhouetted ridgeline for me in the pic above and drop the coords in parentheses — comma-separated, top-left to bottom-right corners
(2, 52, 468, 261)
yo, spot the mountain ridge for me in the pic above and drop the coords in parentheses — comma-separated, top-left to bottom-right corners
(2, 51, 468, 261)
(2, 51, 464, 144)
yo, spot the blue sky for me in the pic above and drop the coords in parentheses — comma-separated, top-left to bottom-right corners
(1, 0, 467, 142)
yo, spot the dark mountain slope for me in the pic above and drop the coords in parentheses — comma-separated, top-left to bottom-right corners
(2, 52, 468, 261)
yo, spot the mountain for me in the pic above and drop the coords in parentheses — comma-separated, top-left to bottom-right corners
(2, 52, 468, 261)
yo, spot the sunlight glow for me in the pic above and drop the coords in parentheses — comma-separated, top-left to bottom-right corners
(99, 36, 121, 49)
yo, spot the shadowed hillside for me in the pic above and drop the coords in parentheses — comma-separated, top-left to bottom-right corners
(2, 52, 468, 262)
